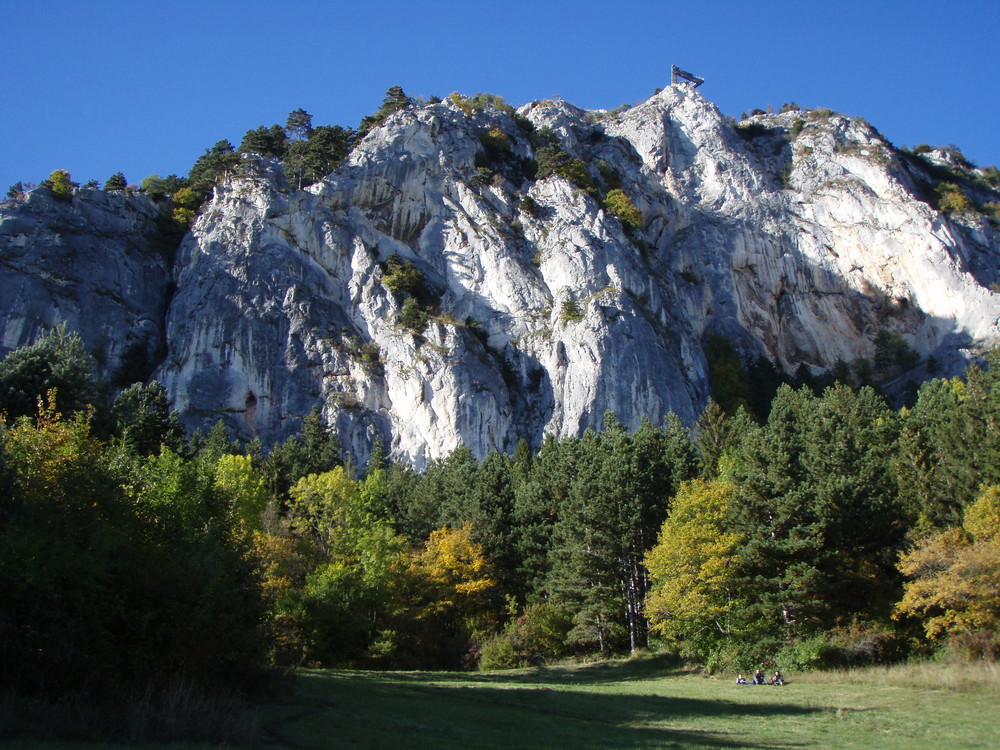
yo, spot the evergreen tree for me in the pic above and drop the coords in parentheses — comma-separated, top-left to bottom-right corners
(44, 169, 75, 200)
(284, 124, 352, 189)
(466, 450, 520, 602)
(103, 171, 127, 191)
(513, 434, 576, 602)
(357, 86, 412, 138)
(188, 139, 239, 199)
(703, 334, 753, 416)
(110, 380, 184, 456)
(0, 325, 104, 423)
(727, 384, 905, 642)
(238, 124, 288, 158)
(284, 108, 314, 141)
(695, 398, 730, 479)
(546, 430, 625, 652)
(895, 351, 1000, 529)
(263, 407, 342, 505)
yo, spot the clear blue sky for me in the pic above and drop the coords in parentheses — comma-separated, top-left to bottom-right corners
(4, 0, 998, 191)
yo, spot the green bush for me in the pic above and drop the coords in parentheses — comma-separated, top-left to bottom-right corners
(825, 623, 909, 666)
(602, 189, 642, 232)
(449, 92, 515, 117)
(596, 160, 621, 191)
(734, 122, 773, 141)
(381, 253, 426, 296)
(478, 633, 523, 670)
(536, 146, 593, 192)
(809, 108, 834, 120)
(359, 342, 382, 374)
(478, 603, 573, 670)
(399, 297, 429, 334)
(519, 195, 541, 218)
(775, 634, 842, 671)
(982, 201, 1000, 221)
(934, 182, 971, 213)
(45, 169, 75, 200)
(560, 299, 584, 323)
(479, 127, 510, 152)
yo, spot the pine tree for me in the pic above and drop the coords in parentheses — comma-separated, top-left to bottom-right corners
(514, 434, 575, 602)
(546, 429, 626, 652)
(103, 171, 127, 191)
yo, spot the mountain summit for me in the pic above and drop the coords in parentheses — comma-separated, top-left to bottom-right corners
(2, 85, 999, 466)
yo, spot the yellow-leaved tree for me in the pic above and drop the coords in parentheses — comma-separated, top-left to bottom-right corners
(389, 522, 497, 666)
(644, 479, 742, 657)
(407, 521, 496, 619)
(895, 485, 1000, 657)
(213, 453, 268, 541)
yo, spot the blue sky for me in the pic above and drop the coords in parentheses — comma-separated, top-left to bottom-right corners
(4, 1, 998, 191)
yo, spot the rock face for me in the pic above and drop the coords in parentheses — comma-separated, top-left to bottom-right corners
(0, 188, 171, 384)
(3, 86, 999, 467)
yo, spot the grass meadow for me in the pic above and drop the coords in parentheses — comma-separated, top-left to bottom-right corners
(3, 656, 998, 749)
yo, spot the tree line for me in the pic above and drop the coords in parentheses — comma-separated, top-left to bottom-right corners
(2, 327, 999, 709)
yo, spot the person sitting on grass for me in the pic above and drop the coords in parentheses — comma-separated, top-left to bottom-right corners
(736, 674, 747, 684)
(772, 670, 784, 685)
(752, 669, 766, 685)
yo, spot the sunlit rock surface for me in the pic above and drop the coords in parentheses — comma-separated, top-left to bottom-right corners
(3, 86, 998, 467)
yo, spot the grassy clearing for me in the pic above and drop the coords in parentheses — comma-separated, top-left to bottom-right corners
(4, 656, 998, 749)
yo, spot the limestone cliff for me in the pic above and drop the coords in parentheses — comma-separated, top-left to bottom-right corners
(3, 86, 998, 467)
(0, 187, 171, 384)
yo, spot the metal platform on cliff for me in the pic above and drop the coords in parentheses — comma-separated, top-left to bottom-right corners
(671, 65, 704, 89)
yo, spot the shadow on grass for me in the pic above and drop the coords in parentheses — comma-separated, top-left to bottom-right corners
(262, 667, 820, 750)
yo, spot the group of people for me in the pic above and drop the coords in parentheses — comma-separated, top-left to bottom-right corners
(736, 669, 784, 685)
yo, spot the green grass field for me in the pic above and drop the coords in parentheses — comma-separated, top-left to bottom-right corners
(5, 657, 999, 749)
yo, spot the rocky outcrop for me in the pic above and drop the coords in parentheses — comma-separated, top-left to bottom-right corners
(3, 86, 999, 467)
(0, 188, 172, 383)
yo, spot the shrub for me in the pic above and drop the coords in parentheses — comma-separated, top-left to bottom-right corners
(596, 160, 621, 191)
(825, 623, 909, 666)
(478, 602, 573, 670)
(809, 108, 834, 120)
(934, 182, 971, 213)
(602, 189, 642, 232)
(775, 633, 842, 671)
(789, 119, 805, 138)
(399, 297, 429, 334)
(519, 195, 541, 218)
(479, 127, 510, 152)
(979, 165, 1000, 189)
(381, 253, 426, 296)
(559, 299, 584, 323)
(478, 633, 522, 670)
(359, 342, 382, 374)
(45, 169, 75, 200)
(536, 145, 593, 192)
(734, 122, 773, 141)
(449, 92, 514, 117)
(470, 167, 494, 187)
